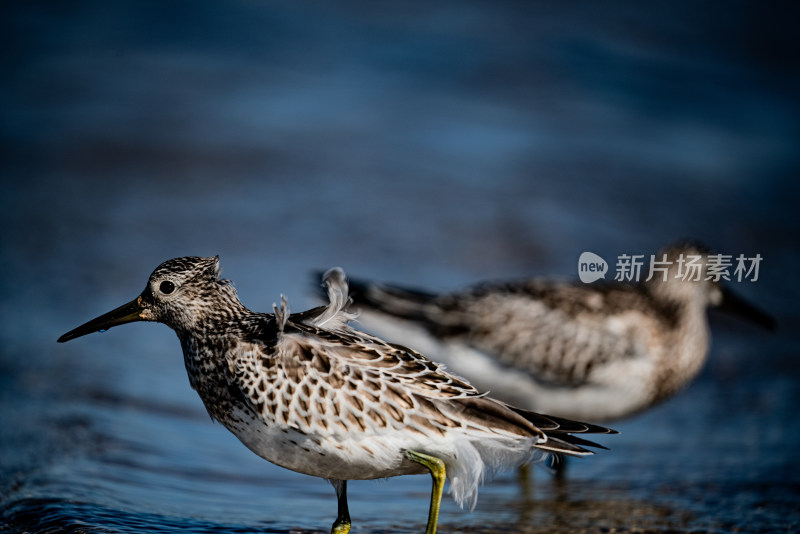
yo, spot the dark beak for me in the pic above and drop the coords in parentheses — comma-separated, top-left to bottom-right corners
(58, 295, 149, 343)
(716, 286, 776, 331)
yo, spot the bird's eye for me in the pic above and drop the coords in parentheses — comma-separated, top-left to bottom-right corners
(159, 280, 176, 295)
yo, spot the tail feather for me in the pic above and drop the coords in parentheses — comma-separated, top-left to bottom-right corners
(509, 406, 617, 456)
(342, 276, 438, 322)
(535, 437, 596, 456)
(449, 397, 616, 457)
(511, 408, 619, 436)
(553, 433, 609, 451)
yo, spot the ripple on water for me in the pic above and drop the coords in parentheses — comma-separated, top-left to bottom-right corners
(1, 497, 295, 534)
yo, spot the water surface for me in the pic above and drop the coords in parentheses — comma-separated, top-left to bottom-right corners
(2, 1, 799, 532)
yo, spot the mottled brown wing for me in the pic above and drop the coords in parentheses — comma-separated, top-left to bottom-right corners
(229, 314, 616, 450)
(448, 285, 651, 387)
(287, 320, 482, 399)
(226, 316, 483, 438)
(352, 279, 666, 388)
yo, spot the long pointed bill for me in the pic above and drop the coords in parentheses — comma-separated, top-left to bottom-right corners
(58, 295, 149, 343)
(717, 286, 776, 331)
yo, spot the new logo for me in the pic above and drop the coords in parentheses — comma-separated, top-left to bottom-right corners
(578, 252, 608, 283)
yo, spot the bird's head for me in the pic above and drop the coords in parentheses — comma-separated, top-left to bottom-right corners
(645, 241, 774, 331)
(58, 256, 240, 342)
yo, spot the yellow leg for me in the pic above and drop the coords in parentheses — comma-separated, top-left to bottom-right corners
(406, 450, 446, 534)
(331, 480, 351, 534)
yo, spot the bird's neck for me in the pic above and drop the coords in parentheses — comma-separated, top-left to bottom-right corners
(654, 298, 710, 401)
(177, 330, 244, 421)
(174, 302, 252, 420)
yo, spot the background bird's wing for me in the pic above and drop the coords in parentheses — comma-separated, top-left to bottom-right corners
(349, 278, 665, 387)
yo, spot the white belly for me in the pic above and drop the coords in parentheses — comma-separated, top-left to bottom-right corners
(225, 405, 427, 480)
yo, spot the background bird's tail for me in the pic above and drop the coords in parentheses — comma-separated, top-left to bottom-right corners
(328, 275, 441, 322)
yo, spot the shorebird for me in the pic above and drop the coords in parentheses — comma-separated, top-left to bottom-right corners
(343, 243, 774, 423)
(58, 257, 615, 534)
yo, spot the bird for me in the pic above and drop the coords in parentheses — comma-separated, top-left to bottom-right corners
(58, 256, 616, 534)
(341, 242, 775, 424)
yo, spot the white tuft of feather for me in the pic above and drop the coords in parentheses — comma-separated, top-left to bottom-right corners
(273, 295, 290, 332)
(447, 440, 485, 511)
(446, 435, 544, 511)
(311, 267, 358, 330)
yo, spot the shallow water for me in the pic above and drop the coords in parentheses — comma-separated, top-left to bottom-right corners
(2, 1, 799, 533)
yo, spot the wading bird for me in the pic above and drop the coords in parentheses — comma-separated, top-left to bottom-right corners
(59, 257, 615, 533)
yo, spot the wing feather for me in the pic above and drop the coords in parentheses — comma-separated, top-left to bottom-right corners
(347, 278, 666, 387)
(228, 272, 616, 453)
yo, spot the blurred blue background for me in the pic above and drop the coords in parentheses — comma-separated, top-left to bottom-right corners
(1, 1, 798, 532)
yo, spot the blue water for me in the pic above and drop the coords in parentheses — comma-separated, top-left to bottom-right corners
(2, 1, 799, 532)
